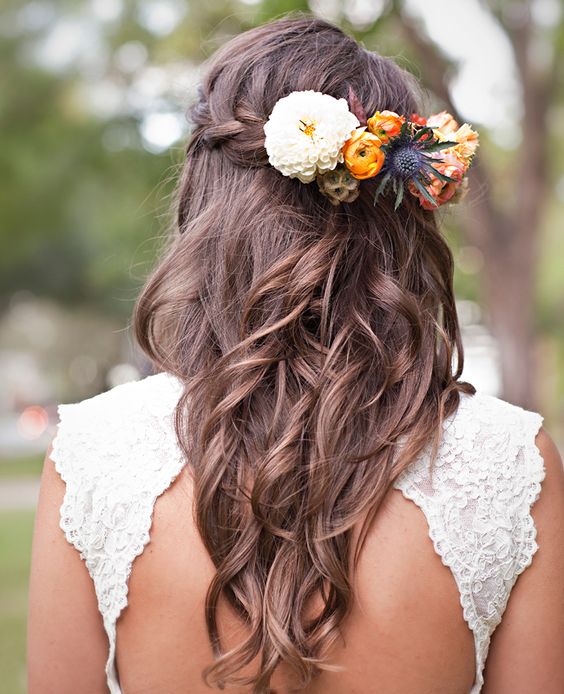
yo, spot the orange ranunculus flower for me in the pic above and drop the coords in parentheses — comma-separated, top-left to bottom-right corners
(342, 127, 385, 180)
(426, 111, 459, 135)
(366, 110, 405, 143)
(408, 153, 466, 210)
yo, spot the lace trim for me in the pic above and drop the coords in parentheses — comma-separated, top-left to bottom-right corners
(392, 393, 546, 693)
(50, 373, 185, 693)
(51, 378, 547, 694)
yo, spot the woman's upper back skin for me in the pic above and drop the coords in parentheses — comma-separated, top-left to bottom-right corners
(117, 427, 564, 694)
(26, 375, 564, 694)
(117, 465, 476, 694)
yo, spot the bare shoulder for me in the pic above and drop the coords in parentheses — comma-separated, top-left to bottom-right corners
(527, 427, 563, 541)
(27, 441, 108, 694)
(482, 426, 564, 693)
(535, 426, 564, 473)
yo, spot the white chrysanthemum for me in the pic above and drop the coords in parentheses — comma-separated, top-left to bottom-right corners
(263, 90, 360, 183)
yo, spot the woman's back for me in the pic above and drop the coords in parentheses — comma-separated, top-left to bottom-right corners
(27, 16, 564, 694)
(28, 371, 563, 693)
(119, 459, 475, 693)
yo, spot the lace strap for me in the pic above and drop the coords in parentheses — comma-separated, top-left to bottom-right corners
(50, 373, 185, 693)
(392, 392, 546, 693)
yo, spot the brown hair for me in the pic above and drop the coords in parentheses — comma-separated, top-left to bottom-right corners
(134, 14, 475, 694)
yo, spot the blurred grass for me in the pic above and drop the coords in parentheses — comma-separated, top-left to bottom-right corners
(0, 510, 34, 694)
(0, 454, 43, 478)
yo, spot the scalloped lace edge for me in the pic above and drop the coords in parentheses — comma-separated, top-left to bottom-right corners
(101, 461, 186, 692)
(392, 408, 546, 694)
(48, 386, 547, 694)
(49, 397, 187, 694)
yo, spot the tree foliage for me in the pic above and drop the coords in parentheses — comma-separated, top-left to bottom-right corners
(1, 0, 562, 405)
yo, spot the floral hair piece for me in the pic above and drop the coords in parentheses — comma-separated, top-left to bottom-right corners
(263, 89, 479, 209)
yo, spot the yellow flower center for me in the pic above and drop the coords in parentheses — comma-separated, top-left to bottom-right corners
(300, 119, 316, 138)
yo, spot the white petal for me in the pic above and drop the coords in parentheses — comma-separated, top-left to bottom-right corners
(263, 90, 359, 181)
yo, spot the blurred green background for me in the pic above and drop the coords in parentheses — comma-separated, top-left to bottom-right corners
(0, 1, 563, 691)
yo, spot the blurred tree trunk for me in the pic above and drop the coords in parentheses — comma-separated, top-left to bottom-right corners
(397, 2, 557, 409)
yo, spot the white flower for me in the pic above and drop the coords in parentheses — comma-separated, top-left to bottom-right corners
(263, 90, 360, 183)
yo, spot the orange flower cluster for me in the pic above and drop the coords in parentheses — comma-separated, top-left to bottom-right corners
(342, 110, 405, 180)
(367, 110, 405, 143)
(339, 108, 479, 210)
(411, 111, 479, 209)
(342, 127, 385, 180)
(408, 153, 466, 209)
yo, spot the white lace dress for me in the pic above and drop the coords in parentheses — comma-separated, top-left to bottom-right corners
(50, 371, 546, 694)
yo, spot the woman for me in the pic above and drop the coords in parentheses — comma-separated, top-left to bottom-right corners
(27, 15, 563, 694)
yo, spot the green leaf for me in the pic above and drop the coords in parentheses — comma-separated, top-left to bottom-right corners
(412, 177, 438, 207)
(431, 168, 457, 184)
(419, 168, 435, 185)
(373, 172, 391, 204)
(423, 140, 457, 153)
(421, 161, 457, 184)
(394, 180, 405, 210)
(413, 126, 433, 141)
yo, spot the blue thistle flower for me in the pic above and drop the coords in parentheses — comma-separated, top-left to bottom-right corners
(374, 121, 459, 210)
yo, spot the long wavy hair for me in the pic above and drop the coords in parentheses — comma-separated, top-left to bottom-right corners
(134, 14, 475, 694)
